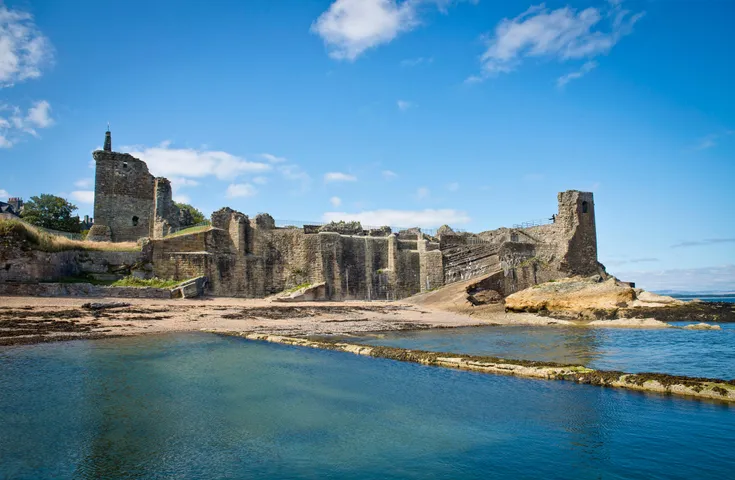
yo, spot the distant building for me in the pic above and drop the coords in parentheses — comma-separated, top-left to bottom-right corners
(0, 198, 23, 219)
(80, 215, 95, 231)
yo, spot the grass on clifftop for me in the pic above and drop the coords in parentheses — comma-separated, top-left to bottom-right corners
(111, 277, 183, 289)
(0, 219, 140, 252)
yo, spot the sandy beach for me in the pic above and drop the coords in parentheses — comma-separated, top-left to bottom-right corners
(1, 296, 548, 346)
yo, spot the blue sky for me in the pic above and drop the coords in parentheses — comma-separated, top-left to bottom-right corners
(0, 0, 733, 291)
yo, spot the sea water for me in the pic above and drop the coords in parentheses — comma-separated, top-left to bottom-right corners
(352, 323, 735, 379)
(1, 333, 733, 479)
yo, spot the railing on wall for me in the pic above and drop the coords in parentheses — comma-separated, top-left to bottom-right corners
(512, 218, 554, 229)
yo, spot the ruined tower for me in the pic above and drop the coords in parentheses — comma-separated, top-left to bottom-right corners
(88, 128, 178, 242)
(555, 190, 599, 276)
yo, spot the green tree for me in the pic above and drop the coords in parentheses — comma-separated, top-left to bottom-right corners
(175, 202, 206, 227)
(21, 194, 82, 233)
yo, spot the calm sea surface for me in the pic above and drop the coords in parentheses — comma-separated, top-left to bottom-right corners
(352, 323, 735, 379)
(1, 333, 734, 479)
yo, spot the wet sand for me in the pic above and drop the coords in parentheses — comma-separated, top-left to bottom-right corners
(0, 296, 523, 346)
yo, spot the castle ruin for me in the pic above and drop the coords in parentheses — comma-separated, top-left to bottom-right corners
(85, 130, 604, 300)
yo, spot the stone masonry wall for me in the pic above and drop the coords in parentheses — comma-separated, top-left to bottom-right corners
(93, 150, 155, 242)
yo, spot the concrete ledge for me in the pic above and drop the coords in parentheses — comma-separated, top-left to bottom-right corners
(214, 332, 735, 404)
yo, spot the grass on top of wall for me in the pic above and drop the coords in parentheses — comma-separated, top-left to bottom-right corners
(111, 277, 183, 289)
(164, 225, 213, 239)
(0, 219, 140, 252)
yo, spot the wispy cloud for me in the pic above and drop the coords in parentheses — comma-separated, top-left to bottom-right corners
(695, 130, 733, 150)
(279, 164, 312, 194)
(0, 188, 9, 199)
(0, 6, 55, 148)
(469, 1, 643, 83)
(70, 190, 94, 204)
(322, 208, 471, 228)
(382, 169, 398, 180)
(401, 56, 433, 67)
(397, 100, 415, 111)
(613, 264, 735, 292)
(123, 142, 271, 180)
(312, 0, 471, 61)
(325, 172, 357, 183)
(74, 178, 93, 188)
(260, 153, 287, 163)
(603, 257, 659, 267)
(330, 196, 342, 207)
(447, 182, 459, 192)
(0, 5, 53, 87)
(671, 238, 735, 249)
(557, 60, 597, 88)
(415, 186, 430, 200)
(252, 176, 268, 185)
(226, 183, 258, 198)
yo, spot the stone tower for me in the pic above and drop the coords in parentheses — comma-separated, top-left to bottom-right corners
(555, 190, 598, 276)
(87, 127, 182, 242)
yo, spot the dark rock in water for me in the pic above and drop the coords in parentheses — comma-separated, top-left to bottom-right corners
(82, 302, 131, 310)
(619, 302, 735, 323)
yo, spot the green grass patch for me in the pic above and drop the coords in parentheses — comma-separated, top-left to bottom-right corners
(165, 225, 213, 238)
(282, 282, 312, 294)
(111, 277, 183, 289)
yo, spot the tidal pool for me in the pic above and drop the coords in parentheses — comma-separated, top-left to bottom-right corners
(351, 323, 735, 379)
(1, 332, 733, 479)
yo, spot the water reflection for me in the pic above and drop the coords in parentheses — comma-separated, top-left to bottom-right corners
(1, 333, 733, 479)
(353, 323, 735, 379)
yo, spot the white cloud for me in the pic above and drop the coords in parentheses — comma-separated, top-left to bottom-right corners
(123, 142, 271, 180)
(312, 0, 471, 61)
(74, 178, 93, 188)
(330, 196, 342, 207)
(612, 264, 735, 293)
(401, 56, 433, 67)
(226, 183, 258, 198)
(0, 5, 53, 87)
(0, 188, 9, 199)
(397, 100, 415, 111)
(279, 164, 312, 194)
(472, 2, 643, 82)
(252, 176, 268, 185)
(325, 172, 357, 183)
(261, 153, 287, 163)
(382, 169, 398, 180)
(557, 60, 597, 88)
(415, 187, 430, 200)
(0, 100, 55, 147)
(26, 100, 53, 127)
(322, 208, 471, 228)
(447, 182, 459, 192)
(173, 194, 191, 204)
(70, 190, 94, 204)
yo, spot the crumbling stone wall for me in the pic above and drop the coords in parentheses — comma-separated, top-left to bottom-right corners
(152, 178, 181, 238)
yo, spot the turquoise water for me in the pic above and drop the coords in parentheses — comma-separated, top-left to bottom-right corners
(353, 323, 735, 379)
(669, 295, 735, 303)
(1, 333, 734, 479)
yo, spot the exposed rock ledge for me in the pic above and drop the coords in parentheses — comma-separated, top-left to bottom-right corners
(504, 276, 735, 322)
(212, 332, 735, 403)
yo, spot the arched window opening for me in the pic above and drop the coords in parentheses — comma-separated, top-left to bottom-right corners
(132, 216, 139, 226)
(582, 201, 589, 214)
